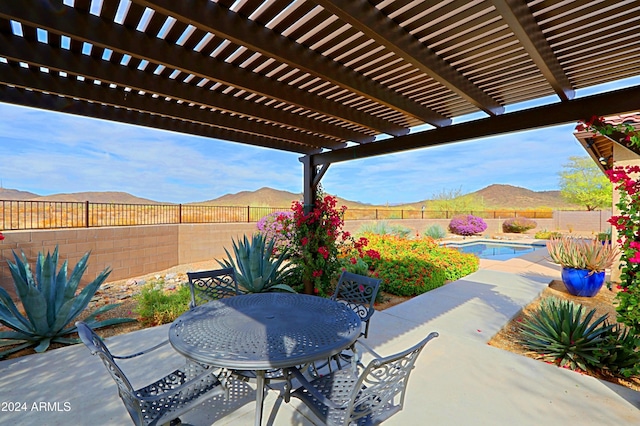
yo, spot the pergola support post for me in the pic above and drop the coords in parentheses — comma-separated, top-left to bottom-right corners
(300, 155, 330, 213)
(299, 154, 331, 294)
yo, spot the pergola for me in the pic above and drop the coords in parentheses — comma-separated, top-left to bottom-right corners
(2, 1, 640, 207)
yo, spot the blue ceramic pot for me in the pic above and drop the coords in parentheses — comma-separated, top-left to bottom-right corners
(561, 267, 605, 297)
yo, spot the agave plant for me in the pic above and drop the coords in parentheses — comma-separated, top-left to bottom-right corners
(518, 297, 615, 371)
(0, 246, 134, 358)
(218, 233, 296, 293)
(546, 236, 618, 272)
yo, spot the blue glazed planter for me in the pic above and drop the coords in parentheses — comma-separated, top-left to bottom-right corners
(561, 267, 606, 297)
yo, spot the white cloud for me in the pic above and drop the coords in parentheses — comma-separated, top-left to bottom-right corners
(0, 103, 588, 204)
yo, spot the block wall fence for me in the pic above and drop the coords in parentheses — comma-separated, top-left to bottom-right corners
(0, 211, 610, 297)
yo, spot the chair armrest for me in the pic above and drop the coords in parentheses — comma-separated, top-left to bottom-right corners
(354, 339, 382, 359)
(286, 367, 349, 410)
(112, 339, 170, 359)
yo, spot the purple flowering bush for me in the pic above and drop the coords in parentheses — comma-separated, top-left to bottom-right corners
(256, 211, 294, 255)
(448, 215, 487, 236)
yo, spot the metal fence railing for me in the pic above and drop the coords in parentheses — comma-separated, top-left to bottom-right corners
(0, 199, 554, 231)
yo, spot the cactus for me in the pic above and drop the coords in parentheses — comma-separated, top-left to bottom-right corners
(0, 246, 134, 357)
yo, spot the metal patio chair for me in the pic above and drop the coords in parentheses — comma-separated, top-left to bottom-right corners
(286, 332, 439, 426)
(314, 271, 381, 372)
(332, 271, 381, 339)
(76, 321, 225, 426)
(187, 267, 240, 308)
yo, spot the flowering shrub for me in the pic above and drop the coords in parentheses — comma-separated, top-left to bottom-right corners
(604, 165, 640, 328)
(289, 192, 379, 296)
(502, 217, 537, 233)
(448, 214, 487, 236)
(579, 116, 640, 332)
(363, 234, 479, 295)
(256, 211, 294, 255)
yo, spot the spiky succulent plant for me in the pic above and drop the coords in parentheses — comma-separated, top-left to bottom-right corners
(518, 297, 615, 372)
(218, 233, 295, 293)
(0, 246, 134, 357)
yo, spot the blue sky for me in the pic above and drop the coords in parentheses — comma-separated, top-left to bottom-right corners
(1, 77, 639, 205)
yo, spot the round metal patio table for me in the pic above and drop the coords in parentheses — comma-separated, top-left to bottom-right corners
(168, 292, 361, 426)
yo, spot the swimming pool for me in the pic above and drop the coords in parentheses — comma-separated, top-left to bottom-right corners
(446, 241, 545, 260)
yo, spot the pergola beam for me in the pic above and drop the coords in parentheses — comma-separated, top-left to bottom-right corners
(0, 34, 366, 144)
(491, 0, 574, 101)
(0, 0, 406, 137)
(314, 0, 504, 116)
(132, 0, 451, 128)
(0, 64, 340, 150)
(309, 84, 640, 166)
(0, 85, 318, 154)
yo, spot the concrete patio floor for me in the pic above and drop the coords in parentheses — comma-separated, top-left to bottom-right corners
(2, 242, 639, 425)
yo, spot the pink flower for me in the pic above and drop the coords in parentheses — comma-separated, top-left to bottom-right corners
(628, 251, 640, 264)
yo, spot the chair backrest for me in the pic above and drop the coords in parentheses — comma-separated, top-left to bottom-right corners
(187, 267, 239, 309)
(76, 322, 144, 425)
(331, 271, 381, 337)
(347, 332, 439, 425)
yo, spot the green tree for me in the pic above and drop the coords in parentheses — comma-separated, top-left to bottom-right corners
(559, 156, 612, 210)
(427, 187, 485, 213)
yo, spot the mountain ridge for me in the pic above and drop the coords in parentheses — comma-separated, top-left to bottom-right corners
(0, 185, 581, 210)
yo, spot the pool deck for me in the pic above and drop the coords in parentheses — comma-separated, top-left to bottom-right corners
(1, 240, 639, 425)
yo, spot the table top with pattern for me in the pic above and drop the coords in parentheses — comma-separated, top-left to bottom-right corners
(169, 293, 362, 370)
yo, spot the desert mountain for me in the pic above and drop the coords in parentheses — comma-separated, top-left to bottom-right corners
(34, 192, 162, 204)
(0, 185, 581, 210)
(0, 188, 39, 200)
(0, 189, 162, 204)
(195, 187, 370, 209)
(470, 184, 577, 209)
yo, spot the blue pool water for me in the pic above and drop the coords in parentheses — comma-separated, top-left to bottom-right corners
(447, 241, 545, 260)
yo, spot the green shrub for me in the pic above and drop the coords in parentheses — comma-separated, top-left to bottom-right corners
(502, 217, 537, 233)
(597, 228, 612, 242)
(0, 246, 134, 358)
(534, 229, 562, 239)
(134, 282, 191, 326)
(357, 221, 412, 238)
(373, 257, 447, 296)
(596, 324, 640, 377)
(339, 256, 370, 276)
(364, 233, 478, 296)
(423, 224, 447, 239)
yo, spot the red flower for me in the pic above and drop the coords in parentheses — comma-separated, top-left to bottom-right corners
(349, 257, 357, 264)
(365, 249, 381, 260)
(312, 270, 323, 277)
(301, 236, 308, 246)
(318, 246, 329, 259)
(0, 232, 4, 241)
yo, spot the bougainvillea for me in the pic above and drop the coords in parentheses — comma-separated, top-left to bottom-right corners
(448, 214, 487, 236)
(579, 115, 640, 332)
(256, 211, 294, 255)
(289, 191, 379, 296)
